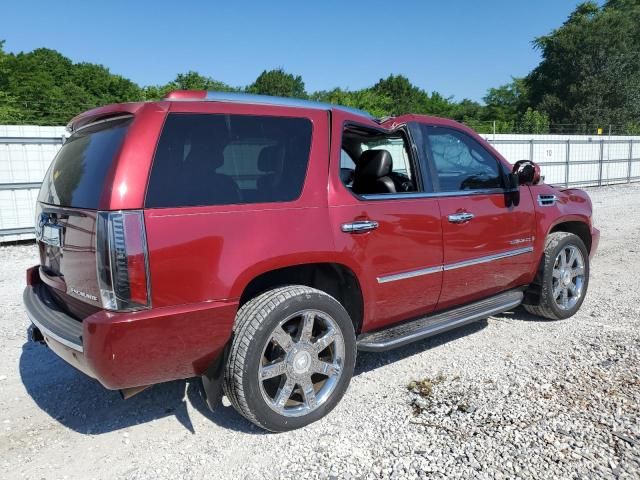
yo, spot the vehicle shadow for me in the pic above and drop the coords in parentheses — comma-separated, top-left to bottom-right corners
(20, 317, 493, 435)
(18, 340, 262, 436)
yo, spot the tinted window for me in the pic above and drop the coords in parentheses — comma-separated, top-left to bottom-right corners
(38, 116, 131, 209)
(146, 114, 312, 208)
(423, 126, 504, 192)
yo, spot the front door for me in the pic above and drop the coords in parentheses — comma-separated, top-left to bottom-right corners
(416, 124, 536, 310)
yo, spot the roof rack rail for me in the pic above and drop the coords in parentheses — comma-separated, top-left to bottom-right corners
(163, 90, 374, 119)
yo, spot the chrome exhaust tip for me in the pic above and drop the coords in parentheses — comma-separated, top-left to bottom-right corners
(119, 385, 150, 400)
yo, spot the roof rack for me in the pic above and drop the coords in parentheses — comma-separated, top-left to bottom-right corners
(164, 90, 374, 119)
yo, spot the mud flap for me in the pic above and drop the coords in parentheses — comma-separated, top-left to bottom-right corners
(200, 345, 229, 411)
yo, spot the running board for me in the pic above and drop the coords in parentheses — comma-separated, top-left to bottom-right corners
(357, 290, 523, 352)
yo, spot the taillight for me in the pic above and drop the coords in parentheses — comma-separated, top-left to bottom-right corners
(96, 210, 151, 311)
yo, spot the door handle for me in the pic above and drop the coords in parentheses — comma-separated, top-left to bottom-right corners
(447, 212, 474, 224)
(341, 220, 379, 233)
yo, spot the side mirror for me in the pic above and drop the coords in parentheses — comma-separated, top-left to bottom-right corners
(512, 160, 541, 186)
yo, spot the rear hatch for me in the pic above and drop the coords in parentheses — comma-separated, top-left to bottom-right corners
(36, 115, 132, 319)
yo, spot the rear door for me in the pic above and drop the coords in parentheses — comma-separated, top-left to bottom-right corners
(414, 123, 536, 310)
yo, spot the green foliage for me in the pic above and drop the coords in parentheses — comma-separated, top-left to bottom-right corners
(0, 46, 142, 124)
(526, 0, 640, 126)
(517, 108, 551, 134)
(247, 68, 307, 98)
(143, 71, 238, 100)
(483, 78, 528, 123)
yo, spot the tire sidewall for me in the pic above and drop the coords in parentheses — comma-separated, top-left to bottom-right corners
(543, 234, 590, 319)
(241, 291, 356, 432)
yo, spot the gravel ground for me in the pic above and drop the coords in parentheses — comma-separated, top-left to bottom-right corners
(1, 184, 639, 480)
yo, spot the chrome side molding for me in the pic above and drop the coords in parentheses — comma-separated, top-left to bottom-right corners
(377, 265, 443, 284)
(443, 247, 533, 271)
(376, 246, 533, 284)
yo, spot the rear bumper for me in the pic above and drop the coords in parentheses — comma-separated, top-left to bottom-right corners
(23, 268, 238, 390)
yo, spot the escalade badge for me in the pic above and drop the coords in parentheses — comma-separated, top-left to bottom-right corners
(70, 288, 98, 302)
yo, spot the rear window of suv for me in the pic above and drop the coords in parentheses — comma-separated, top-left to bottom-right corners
(38, 116, 132, 209)
(146, 113, 313, 208)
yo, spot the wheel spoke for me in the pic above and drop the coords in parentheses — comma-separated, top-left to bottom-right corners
(312, 358, 340, 377)
(274, 377, 296, 408)
(313, 329, 336, 354)
(272, 326, 294, 352)
(300, 376, 317, 409)
(553, 282, 562, 299)
(260, 360, 287, 380)
(567, 248, 577, 268)
(572, 266, 585, 277)
(299, 312, 315, 343)
(560, 249, 568, 268)
(552, 268, 562, 279)
(561, 287, 569, 307)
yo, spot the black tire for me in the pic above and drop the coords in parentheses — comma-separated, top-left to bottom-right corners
(223, 285, 357, 432)
(524, 232, 590, 320)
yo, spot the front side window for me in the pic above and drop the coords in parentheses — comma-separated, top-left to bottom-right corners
(341, 126, 419, 195)
(146, 114, 312, 208)
(422, 126, 504, 192)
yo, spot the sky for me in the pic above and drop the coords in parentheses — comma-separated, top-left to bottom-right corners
(2, 1, 591, 102)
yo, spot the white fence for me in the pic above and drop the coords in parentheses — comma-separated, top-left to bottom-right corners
(0, 126, 67, 242)
(1, 126, 640, 243)
(481, 133, 640, 187)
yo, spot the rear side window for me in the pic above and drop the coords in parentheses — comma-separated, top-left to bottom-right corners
(38, 116, 132, 209)
(146, 114, 313, 208)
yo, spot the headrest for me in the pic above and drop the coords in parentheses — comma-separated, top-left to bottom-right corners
(356, 149, 393, 179)
(258, 145, 281, 172)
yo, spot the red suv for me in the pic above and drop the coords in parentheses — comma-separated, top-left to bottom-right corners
(24, 90, 599, 431)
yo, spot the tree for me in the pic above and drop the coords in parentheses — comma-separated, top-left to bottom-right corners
(483, 78, 528, 124)
(143, 71, 237, 100)
(526, 0, 640, 126)
(247, 68, 307, 98)
(517, 108, 550, 134)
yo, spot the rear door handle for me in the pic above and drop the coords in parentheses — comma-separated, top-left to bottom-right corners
(341, 220, 379, 233)
(447, 212, 474, 224)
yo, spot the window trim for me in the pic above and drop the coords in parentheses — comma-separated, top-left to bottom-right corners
(418, 124, 510, 195)
(144, 112, 314, 209)
(339, 121, 426, 201)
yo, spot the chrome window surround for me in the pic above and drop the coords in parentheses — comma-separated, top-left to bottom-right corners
(376, 246, 534, 284)
(361, 188, 508, 201)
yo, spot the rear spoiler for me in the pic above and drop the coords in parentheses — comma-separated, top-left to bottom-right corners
(67, 102, 146, 133)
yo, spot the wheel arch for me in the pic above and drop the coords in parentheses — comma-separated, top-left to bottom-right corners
(237, 262, 366, 334)
(548, 219, 592, 253)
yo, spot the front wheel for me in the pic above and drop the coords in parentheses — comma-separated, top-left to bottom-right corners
(223, 286, 356, 432)
(524, 232, 590, 320)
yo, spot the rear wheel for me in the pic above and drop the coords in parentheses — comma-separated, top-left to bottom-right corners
(223, 285, 356, 432)
(524, 232, 589, 320)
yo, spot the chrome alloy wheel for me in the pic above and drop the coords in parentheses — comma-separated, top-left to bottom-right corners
(258, 309, 345, 417)
(552, 244, 585, 310)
